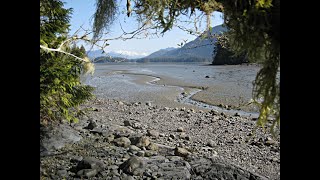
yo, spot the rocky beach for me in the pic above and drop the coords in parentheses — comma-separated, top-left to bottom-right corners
(40, 63, 279, 179)
(40, 98, 279, 180)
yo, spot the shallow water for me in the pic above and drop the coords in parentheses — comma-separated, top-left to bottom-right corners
(84, 62, 260, 116)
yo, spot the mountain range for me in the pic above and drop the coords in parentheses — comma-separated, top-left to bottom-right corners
(87, 50, 148, 60)
(87, 24, 228, 63)
(141, 24, 227, 62)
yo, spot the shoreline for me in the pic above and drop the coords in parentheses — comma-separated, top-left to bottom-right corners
(41, 98, 280, 179)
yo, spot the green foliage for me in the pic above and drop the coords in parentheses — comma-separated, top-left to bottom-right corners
(40, 0, 94, 124)
(212, 35, 248, 65)
(92, 0, 118, 40)
(220, 0, 280, 135)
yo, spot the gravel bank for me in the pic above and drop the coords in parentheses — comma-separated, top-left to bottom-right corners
(40, 98, 280, 179)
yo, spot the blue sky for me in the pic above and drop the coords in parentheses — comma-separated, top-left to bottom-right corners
(63, 0, 224, 55)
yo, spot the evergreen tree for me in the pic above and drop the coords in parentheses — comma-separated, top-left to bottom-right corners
(212, 35, 248, 65)
(40, 0, 94, 124)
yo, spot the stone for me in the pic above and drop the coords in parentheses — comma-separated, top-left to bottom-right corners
(265, 137, 277, 146)
(57, 169, 68, 177)
(108, 165, 119, 170)
(118, 101, 124, 105)
(130, 136, 150, 148)
(90, 128, 104, 136)
(167, 156, 183, 161)
(169, 134, 175, 139)
(174, 147, 190, 157)
(205, 75, 210, 78)
(207, 140, 217, 147)
(85, 120, 97, 130)
(137, 151, 145, 157)
(210, 109, 219, 115)
(123, 120, 131, 126)
(70, 156, 83, 163)
(146, 143, 159, 151)
(159, 133, 165, 137)
(147, 129, 160, 138)
(144, 150, 158, 157)
(129, 145, 141, 152)
(177, 127, 185, 132)
(122, 175, 135, 180)
(148, 155, 168, 163)
(113, 126, 135, 138)
(130, 122, 143, 129)
(119, 156, 146, 176)
(179, 132, 187, 139)
(76, 169, 98, 178)
(76, 157, 105, 171)
(113, 137, 131, 147)
(105, 134, 115, 142)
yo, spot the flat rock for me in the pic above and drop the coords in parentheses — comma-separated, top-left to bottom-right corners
(40, 123, 82, 155)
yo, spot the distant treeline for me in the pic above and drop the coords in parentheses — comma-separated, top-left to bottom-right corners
(134, 56, 211, 63)
(93, 56, 128, 63)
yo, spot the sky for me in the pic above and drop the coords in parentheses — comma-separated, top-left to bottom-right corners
(63, 0, 224, 56)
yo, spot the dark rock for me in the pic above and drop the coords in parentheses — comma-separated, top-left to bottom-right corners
(76, 157, 105, 171)
(85, 120, 97, 130)
(119, 156, 146, 176)
(123, 120, 131, 126)
(205, 75, 210, 78)
(130, 136, 150, 148)
(89, 128, 104, 135)
(169, 134, 175, 139)
(113, 137, 131, 147)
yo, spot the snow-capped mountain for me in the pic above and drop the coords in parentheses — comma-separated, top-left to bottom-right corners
(87, 50, 149, 59)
